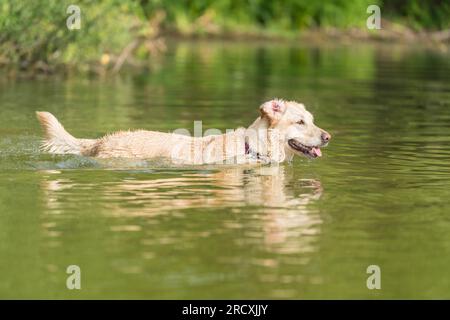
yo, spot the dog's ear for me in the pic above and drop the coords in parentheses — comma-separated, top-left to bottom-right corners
(260, 99, 286, 126)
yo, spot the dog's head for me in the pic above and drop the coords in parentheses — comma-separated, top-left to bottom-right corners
(258, 99, 331, 159)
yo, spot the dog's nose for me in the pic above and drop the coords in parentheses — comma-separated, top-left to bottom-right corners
(321, 131, 331, 143)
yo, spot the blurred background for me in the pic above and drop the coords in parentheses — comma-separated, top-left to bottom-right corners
(1, 0, 449, 74)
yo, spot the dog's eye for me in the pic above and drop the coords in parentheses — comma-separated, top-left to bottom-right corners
(297, 120, 305, 125)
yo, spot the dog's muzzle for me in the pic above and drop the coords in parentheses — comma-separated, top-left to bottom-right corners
(288, 139, 322, 158)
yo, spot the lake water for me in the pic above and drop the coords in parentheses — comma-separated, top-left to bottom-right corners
(1, 40, 450, 299)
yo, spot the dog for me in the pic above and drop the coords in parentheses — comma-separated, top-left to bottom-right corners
(36, 99, 331, 164)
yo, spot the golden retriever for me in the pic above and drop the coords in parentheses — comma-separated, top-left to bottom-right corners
(36, 99, 331, 164)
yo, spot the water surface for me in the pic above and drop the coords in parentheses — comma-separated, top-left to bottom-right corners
(1, 40, 450, 298)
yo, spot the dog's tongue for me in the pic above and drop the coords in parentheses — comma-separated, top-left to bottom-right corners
(312, 147, 322, 157)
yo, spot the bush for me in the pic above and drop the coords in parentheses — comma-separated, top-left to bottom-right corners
(0, 0, 447, 72)
(0, 0, 143, 70)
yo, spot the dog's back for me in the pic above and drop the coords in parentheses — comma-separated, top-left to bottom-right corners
(36, 111, 189, 160)
(36, 111, 248, 163)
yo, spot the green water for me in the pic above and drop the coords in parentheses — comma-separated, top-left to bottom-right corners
(1, 40, 450, 299)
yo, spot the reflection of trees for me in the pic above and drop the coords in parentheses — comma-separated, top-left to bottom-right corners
(367, 46, 450, 172)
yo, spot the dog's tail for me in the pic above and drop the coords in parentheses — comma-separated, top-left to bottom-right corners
(36, 111, 85, 155)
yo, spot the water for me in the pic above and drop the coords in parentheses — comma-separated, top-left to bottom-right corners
(1, 40, 450, 299)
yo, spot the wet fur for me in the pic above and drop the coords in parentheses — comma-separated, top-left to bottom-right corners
(36, 99, 330, 164)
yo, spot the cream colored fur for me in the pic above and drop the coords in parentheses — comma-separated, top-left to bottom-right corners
(36, 99, 330, 164)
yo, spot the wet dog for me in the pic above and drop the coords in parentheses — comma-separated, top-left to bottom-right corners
(36, 99, 331, 164)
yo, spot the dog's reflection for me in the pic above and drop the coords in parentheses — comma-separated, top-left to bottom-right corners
(40, 165, 323, 254)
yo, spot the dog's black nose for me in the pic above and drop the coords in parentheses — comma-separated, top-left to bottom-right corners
(321, 131, 331, 143)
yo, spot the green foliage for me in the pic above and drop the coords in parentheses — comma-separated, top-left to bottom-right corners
(0, 0, 448, 72)
(139, 0, 378, 32)
(383, 0, 450, 30)
(0, 0, 143, 69)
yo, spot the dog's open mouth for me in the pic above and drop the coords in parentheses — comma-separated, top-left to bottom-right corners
(288, 139, 322, 158)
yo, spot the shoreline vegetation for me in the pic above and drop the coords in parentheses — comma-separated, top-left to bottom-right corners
(1, 0, 449, 76)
